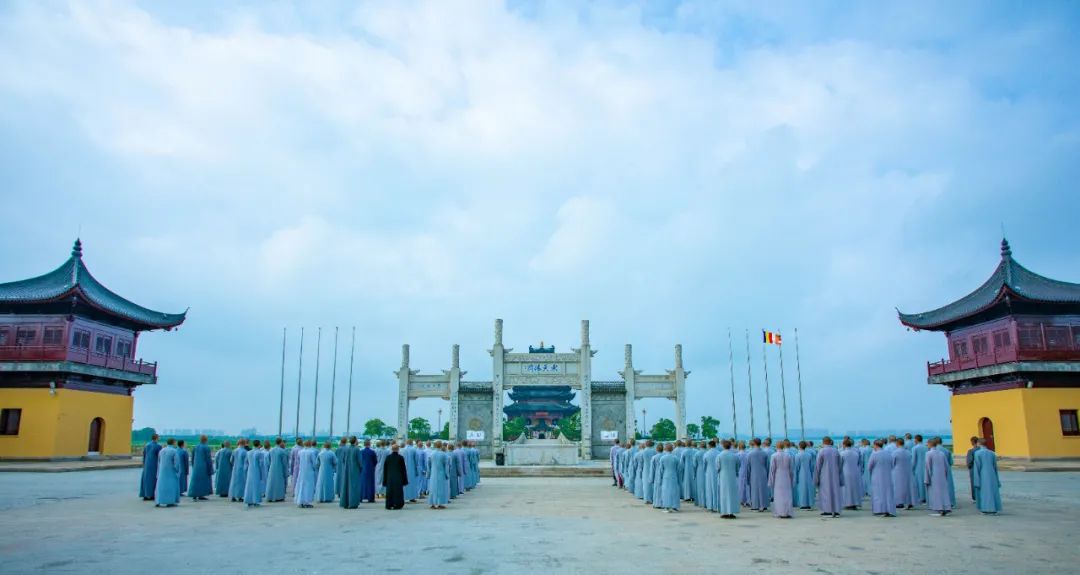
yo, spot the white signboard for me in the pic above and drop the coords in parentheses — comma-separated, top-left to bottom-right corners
(466, 430, 485, 441)
(600, 430, 619, 441)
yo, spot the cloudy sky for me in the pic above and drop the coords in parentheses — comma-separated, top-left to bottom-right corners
(2, 1, 1077, 436)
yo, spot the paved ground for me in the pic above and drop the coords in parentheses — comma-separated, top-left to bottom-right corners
(0, 470, 1077, 574)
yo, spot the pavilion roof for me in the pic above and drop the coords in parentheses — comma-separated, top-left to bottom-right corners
(898, 238, 1080, 331)
(0, 239, 187, 330)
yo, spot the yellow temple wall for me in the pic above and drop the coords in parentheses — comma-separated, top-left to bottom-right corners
(951, 387, 1080, 460)
(0, 388, 132, 459)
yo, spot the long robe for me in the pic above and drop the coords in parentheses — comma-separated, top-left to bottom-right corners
(632, 449, 647, 499)
(455, 449, 467, 494)
(860, 445, 873, 496)
(702, 448, 720, 511)
(768, 450, 795, 517)
(315, 448, 337, 503)
(338, 445, 361, 509)
(839, 447, 863, 508)
(448, 450, 460, 498)
(867, 449, 895, 514)
(428, 450, 451, 506)
(228, 448, 248, 502)
(375, 448, 388, 496)
(911, 443, 928, 504)
(139, 441, 162, 499)
(972, 447, 1002, 513)
(793, 449, 815, 508)
(746, 447, 770, 511)
(694, 449, 706, 507)
(680, 447, 697, 501)
(891, 447, 914, 507)
(938, 445, 956, 507)
(265, 446, 289, 501)
(177, 448, 190, 495)
(294, 448, 317, 506)
(403, 446, 419, 501)
(289, 444, 303, 489)
(610, 445, 622, 485)
(244, 449, 267, 505)
(651, 449, 664, 508)
(815, 445, 843, 514)
(924, 448, 951, 512)
(383, 451, 409, 509)
(737, 449, 751, 505)
(966, 446, 978, 502)
(334, 443, 348, 497)
(641, 449, 657, 503)
(189, 443, 214, 498)
(717, 448, 740, 515)
(656, 452, 682, 510)
(214, 448, 233, 497)
(360, 447, 377, 502)
(154, 446, 181, 506)
(417, 448, 429, 494)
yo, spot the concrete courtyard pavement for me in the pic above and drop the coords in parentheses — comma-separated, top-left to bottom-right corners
(0, 469, 1077, 574)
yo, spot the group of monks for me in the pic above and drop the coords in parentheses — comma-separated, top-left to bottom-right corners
(611, 433, 1003, 518)
(138, 435, 481, 511)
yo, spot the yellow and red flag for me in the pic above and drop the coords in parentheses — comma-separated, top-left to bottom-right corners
(762, 330, 782, 345)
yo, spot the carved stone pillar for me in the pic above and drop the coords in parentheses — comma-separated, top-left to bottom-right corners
(395, 344, 410, 441)
(579, 320, 593, 460)
(448, 344, 461, 440)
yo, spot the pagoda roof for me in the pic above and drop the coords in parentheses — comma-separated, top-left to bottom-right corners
(504, 402, 580, 414)
(0, 239, 187, 330)
(898, 239, 1080, 331)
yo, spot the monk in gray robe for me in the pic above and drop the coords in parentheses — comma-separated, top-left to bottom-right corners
(315, 441, 337, 503)
(289, 438, 303, 493)
(703, 440, 720, 512)
(214, 440, 233, 498)
(265, 438, 290, 502)
(228, 440, 248, 502)
(972, 439, 1002, 514)
(375, 441, 389, 498)
(154, 438, 181, 507)
(656, 444, 683, 512)
(139, 434, 162, 501)
(839, 438, 863, 510)
(680, 441, 697, 502)
(610, 440, 622, 487)
(815, 436, 843, 517)
(867, 440, 895, 517)
(768, 440, 795, 518)
(965, 436, 979, 502)
(176, 440, 189, 496)
(339, 437, 362, 509)
(334, 438, 348, 497)
(891, 438, 914, 509)
(935, 439, 956, 507)
(244, 439, 267, 506)
(737, 441, 750, 506)
(746, 438, 770, 512)
(640, 440, 657, 504)
(427, 441, 451, 509)
(189, 435, 214, 500)
(632, 444, 647, 499)
(793, 441, 815, 509)
(717, 440, 741, 518)
(910, 435, 928, 504)
(295, 440, 318, 508)
(651, 443, 665, 508)
(694, 443, 706, 507)
(924, 438, 952, 516)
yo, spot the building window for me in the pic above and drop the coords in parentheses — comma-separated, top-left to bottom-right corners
(972, 336, 989, 355)
(71, 330, 91, 349)
(1073, 326, 1080, 350)
(1017, 323, 1044, 350)
(15, 327, 37, 346)
(0, 408, 21, 435)
(116, 340, 132, 359)
(94, 335, 112, 355)
(1062, 410, 1080, 437)
(1045, 326, 1071, 350)
(953, 340, 969, 358)
(43, 326, 64, 346)
(992, 330, 1011, 349)
(0, 327, 8, 346)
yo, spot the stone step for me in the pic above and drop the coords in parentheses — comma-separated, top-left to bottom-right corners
(481, 465, 611, 478)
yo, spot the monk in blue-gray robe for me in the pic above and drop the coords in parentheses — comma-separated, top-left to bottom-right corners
(244, 440, 268, 506)
(427, 442, 451, 508)
(609, 440, 622, 486)
(228, 441, 249, 502)
(746, 439, 770, 511)
(717, 441, 741, 517)
(694, 444, 706, 507)
(402, 441, 419, 502)
(632, 445, 647, 499)
(839, 439, 863, 509)
(454, 442, 468, 494)
(360, 440, 377, 502)
(867, 440, 895, 516)
(338, 437, 361, 509)
(793, 441, 815, 509)
(189, 436, 214, 500)
(294, 441, 318, 507)
(891, 439, 914, 509)
(154, 439, 181, 507)
(972, 440, 1002, 513)
(214, 441, 233, 498)
(702, 440, 720, 511)
(289, 438, 303, 493)
(448, 444, 461, 499)
(375, 442, 389, 497)
(334, 438, 348, 497)
(815, 437, 843, 516)
(139, 435, 162, 500)
(859, 439, 873, 496)
(640, 441, 657, 503)
(176, 440, 190, 496)
(265, 439, 289, 502)
(737, 442, 751, 506)
(924, 437, 952, 515)
(965, 436, 979, 502)
(656, 445, 683, 511)
(936, 442, 956, 507)
(679, 442, 697, 501)
(768, 441, 795, 518)
(315, 442, 337, 503)
(911, 435, 928, 504)
(651, 444, 665, 507)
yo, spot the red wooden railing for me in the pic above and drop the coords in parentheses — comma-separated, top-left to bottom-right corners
(0, 345, 157, 376)
(928, 346, 1080, 376)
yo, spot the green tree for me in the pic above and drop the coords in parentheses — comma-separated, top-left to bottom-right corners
(439, 422, 449, 440)
(650, 418, 676, 441)
(131, 427, 157, 443)
(686, 423, 701, 438)
(408, 417, 432, 439)
(700, 415, 720, 439)
(503, 417, 527, 440)
(557, 412, 581, 441)
(383, 426, 397, 438)
(363, 418, 388, 437)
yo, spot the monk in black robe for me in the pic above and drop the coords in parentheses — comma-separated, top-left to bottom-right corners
(382, 443, 409, 510)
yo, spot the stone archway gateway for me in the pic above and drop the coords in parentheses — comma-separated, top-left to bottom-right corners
(396, 319, 689, 460)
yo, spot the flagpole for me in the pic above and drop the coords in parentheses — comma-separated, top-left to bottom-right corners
(728, 328, 737, 439)
(294, 327, 304, 439)
(278, 327, 287, 438)
(346, 326, 356, 437)
(778, 331, 789, 440)
(744, 329, 755, 438)
(762, 331, 772, 441)
(795, 327, 806, 442)
(312, 327, 322, 439)
(329, 326, 339, 439)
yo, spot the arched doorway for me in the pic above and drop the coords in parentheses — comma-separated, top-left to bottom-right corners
(88, 417, 105, 455)
(978, 417, 995, 451)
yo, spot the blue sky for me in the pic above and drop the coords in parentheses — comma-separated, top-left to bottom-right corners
(1, 1, 1078, 436)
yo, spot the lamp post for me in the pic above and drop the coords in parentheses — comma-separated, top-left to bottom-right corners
(437, 409, 442, 434)
(642, 408, 647, 437)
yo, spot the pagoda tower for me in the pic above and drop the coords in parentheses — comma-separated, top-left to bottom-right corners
(0, 240, 186, 459)
(502, 342, 580, 438)
(899, 238, 1080, 460)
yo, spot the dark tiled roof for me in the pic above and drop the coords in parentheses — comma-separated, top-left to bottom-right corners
(898, 239, 1080, 330)
(504, 402, 580, 413)
(0, 239, 187, 330)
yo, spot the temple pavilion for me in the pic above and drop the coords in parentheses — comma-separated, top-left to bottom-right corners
(0, 240, 186, 459)
(503, 343, 580, 438)
(899, 239, 1080, 460)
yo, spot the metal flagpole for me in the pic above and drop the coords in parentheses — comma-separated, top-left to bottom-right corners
(745, 329, 755, 438)
(762, 331, 772, 441)
(312, 327, 322, 439)
(329, 326, 339, 439)
(346, 326, 356, 437)
(728, 328, 737, 439)
(778, 331, 789, 439)
(278, 327, 286, 437)
(795, 327, 806, 441)
(294, 327, 304, 438)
